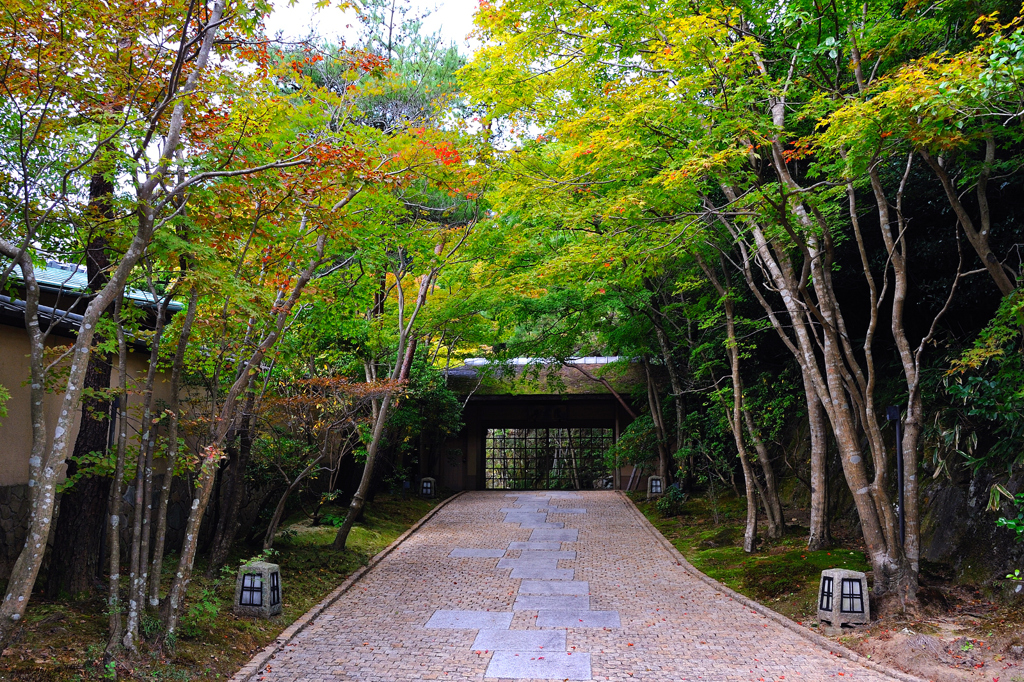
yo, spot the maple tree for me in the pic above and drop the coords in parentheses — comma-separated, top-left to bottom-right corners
(461, 0, 1023, 603)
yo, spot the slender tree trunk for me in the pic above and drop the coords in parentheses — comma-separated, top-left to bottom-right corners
(332, 395, 393, 550)
(742, 407, 784, 539)
(161, 232, 326, 645)
(149, 289, 199, 607)
(123, 299, 170, 650)
(0, 0, 234, 643)
(160, 450, 219, 644)
(653, 320, 685, 458)
(105, 300, 130, 655)
(206, 391, 256, 576)
(333, 267, 436, 551)
(723, 300, 758, 553)
(643, 358, 669, 481)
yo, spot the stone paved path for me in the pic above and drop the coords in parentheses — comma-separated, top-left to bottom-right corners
(247, 491, 899, 681)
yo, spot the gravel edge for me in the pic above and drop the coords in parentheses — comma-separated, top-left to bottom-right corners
(229, 491, 466, 682)
(620, 491, 929, 682)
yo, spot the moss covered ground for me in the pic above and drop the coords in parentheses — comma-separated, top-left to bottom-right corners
(630, 491, 869, 624)
(0, 494, 439, 681)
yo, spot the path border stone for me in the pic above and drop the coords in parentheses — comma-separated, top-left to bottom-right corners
(229, 492, 465, 682)
(619, 491, 928, 682)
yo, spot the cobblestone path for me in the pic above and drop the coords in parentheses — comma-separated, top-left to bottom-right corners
(247, 491, 899, 681)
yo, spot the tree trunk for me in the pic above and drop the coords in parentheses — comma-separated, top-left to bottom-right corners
(105, 301, 130, 656)
(47, 167, 116, 599)
(742, 406, 784, 539)
(333, 395, 393, 550)
(149, 288, 199, 607)
(804, 378, 832, 550)
(723, 299, 758, 553)
(123, 298, 170, 651)
(206, 391, 256, 577)
(642, 356, 669, 481)
(160, 450, 220, 644)
(161, 232, 327, 646)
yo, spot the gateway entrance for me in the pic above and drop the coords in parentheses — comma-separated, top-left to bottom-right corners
(484, 427, 614, 490)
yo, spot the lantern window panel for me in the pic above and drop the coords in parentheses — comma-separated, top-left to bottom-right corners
(840, 578, 864, 613)
(269, 571, 281, 606)
(239, 573, 263, 606)
(819, 576, 833, 611)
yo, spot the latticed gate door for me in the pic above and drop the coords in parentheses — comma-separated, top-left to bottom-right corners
(484, 427, 614, 490)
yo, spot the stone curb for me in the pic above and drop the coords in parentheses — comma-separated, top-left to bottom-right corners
(619, 492, 929, 682)
(229, 491, 465, 682)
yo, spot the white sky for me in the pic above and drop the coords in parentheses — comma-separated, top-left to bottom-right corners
(269, 0, 481, 53)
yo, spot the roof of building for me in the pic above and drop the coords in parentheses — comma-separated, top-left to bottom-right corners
(24, 262, 184, 311)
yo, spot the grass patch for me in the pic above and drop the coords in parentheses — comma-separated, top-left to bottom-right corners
(0, 493, 439, 681)
(633, 493, 868, 623)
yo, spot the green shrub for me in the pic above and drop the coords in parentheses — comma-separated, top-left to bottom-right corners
(656, 486, 687, 517)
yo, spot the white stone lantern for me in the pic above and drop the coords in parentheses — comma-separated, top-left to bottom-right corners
(420, 477, 435, 497)
(817, 568, 869, 626)
(647, 475, 664, 500)
(233, 561, 282, 618)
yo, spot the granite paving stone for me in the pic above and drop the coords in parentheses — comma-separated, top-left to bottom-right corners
(536, 608, 622, 628)
(517, 550, 576, 560)
(450, 548, 506, 558)
(512, 594, 590, 610)
(528, 528, 578, 542)
(237, 491, 903, 682)
(485, 651, 592, 680)
(507, 567, 575, 581)
(471, 629, 566, 651)
(519, 580, 590, 595)
(496, 557, 559, 569)
(425, 610, 514, 629)
(506, 541, 561, 551)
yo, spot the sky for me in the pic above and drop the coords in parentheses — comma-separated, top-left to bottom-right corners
(268, 0, 481, 53)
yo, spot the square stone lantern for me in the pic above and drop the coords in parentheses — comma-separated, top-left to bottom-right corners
(817, 568, 869, 626)
(420, 477, 435, 498)
(647, 476, 664, 500)
(233, 561, 282, 618)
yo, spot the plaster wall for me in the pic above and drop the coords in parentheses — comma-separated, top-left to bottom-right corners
(0, 324, 175, 487)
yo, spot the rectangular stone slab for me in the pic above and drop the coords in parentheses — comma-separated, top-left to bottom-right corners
(530, 528, 578, 542)
(509, 567, 575, 580)
(449, 548, 506, 558)
(547, 508, 587, 514)
(471, 628, 566, 651)
(517, 520, 565, 529)
(502, 513, 549, 524)
(519, 580, 590, 595)
(497, 557, 559, 569)
(499, 507, 542, 513)
(535, 609, 621, 628)
(513, 595, 590, 611)
(508, 541, 561, 551)
(517, 550, 576, 560)
(485, 651, 591, 680)
(424, 610, 513, 629)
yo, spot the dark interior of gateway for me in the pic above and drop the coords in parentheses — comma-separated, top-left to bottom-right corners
(435, 394, 636, 491)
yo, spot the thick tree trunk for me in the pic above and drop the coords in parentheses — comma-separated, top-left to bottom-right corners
(804, 378, 832, 550)
(47, 168, 116, 599)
